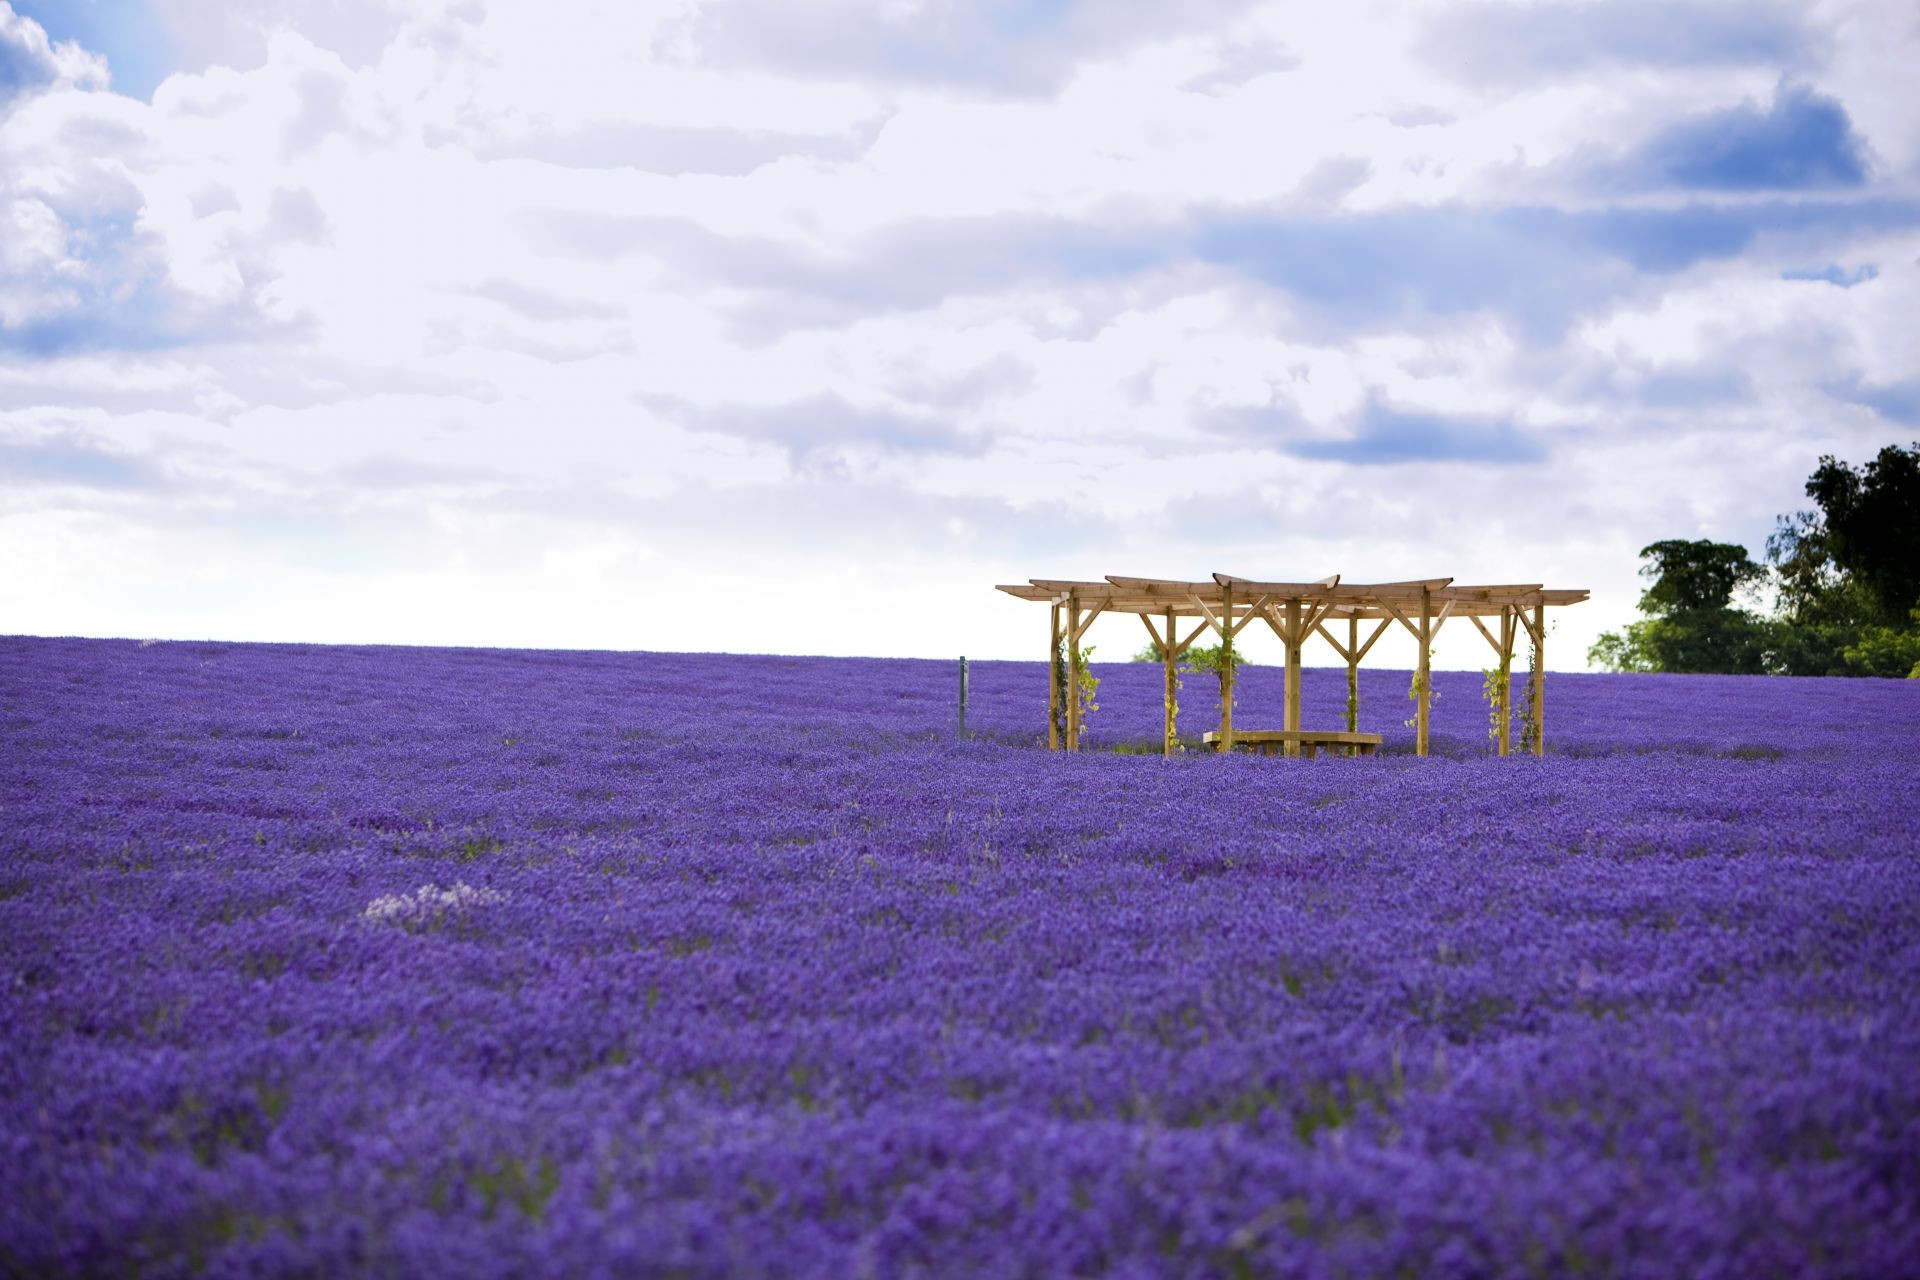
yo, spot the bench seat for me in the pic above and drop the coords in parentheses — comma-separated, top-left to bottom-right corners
(1202, 729, 1384, 758)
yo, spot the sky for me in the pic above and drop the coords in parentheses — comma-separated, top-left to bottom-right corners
(1, 0, 1916, 670)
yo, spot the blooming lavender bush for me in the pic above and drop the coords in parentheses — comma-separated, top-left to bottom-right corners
(3, 637, 1917, 1277)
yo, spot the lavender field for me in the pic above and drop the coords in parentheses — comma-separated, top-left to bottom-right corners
(3, 636, 1917, 1278)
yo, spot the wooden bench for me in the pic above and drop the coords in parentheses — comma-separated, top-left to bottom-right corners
(1202, 730, 1383, 758)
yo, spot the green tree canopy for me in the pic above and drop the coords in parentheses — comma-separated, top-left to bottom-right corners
(1588, 539, 1770, 674)
(1766, 441, 1920, 676)
(1635, 539, 1766, 614)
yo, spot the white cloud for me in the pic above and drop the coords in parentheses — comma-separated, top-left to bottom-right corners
(1, 0, 1916, 671)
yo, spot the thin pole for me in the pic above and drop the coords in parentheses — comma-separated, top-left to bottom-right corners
(1047, 604, 1061, 751)
(1066, 594, 1082, 752)
(958, 656, 969, 741)
(1532, 603, 1546, 757)
(1220, 584, 1235, 752)
(1162, 607, 1177, 758)
(1417, 586, 1432, 758)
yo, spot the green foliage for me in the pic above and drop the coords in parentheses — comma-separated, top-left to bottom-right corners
(1185, 645, 1236, 684)
(1520, 636, 1540, 753)
(1345, 664, 1359, 734)
(1131, 639, 1244, 681)
(470, 1154, 561, 1223)
(1766, 442, 1920, 675)
(1605, 443, 1920, 675)
(1403, 662, 1437, 728)
(1587, 622, 1656, 673)
(1790, 442, 1920, 624)
(1177, 643, 1241, 710)
(1182, 643, 1237, 678)
(1056, 636, 1099, 733)
(1589, 539, 1770, 674)
(1075, 646, 1101, 720)
(1635, 539, 1766, 614)
(1481, 667, 1511, 745)
(1051, 640, 1068, 743)
(1842, 610, 1920, 678)
(1588, 612, 1771, 675)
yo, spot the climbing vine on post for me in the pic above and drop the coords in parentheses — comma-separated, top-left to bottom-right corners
(1164, 662, 1181, 752)
(1520, 634, 1541, 755)
(1404, 662, 1439, 728)
(1183, 644, 1238, 712)
(1481, 667, 1512, 747)
(1073, 645, 1100, 729)
(1346, 666, 1359, 733)
(1050, 638, 1068, 747)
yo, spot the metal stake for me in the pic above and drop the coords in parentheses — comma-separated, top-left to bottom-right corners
(958, 656, 969, 739)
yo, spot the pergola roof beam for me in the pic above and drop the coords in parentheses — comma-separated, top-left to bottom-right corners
(1213, 572, 1341, 595)
(1001, 580, 1590, 614)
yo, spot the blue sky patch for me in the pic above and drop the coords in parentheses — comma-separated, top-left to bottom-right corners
(1782, 263, 1879, 287)
(0, 14, 58, 104)
(1286, 400, 1546, 466)
(1617, 83, 1870, 192)
(12, 0, 172, 100)
(1421, 0, 1812, 82)
(0, 432, 163, 488)
(1829, 378, 1920, 425)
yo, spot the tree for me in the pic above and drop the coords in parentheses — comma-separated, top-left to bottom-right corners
(1588, 539, 1770, 674)
(1766, 442, 1920, 676)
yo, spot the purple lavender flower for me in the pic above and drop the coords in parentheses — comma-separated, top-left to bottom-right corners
(2, 637, 1916, 1277)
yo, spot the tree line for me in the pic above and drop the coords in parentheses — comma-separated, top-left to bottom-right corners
(1589, 442, 1920, 677)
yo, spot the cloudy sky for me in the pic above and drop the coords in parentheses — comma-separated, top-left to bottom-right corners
(2, 0, 1915, 668)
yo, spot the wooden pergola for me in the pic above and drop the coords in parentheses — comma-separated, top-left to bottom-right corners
(997, 574, 1589, 758)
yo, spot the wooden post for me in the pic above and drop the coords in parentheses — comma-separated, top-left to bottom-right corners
(1346, 615, 1360, 735)
(1220, 584, 1235, 752)
(1162, 607, 1178, 758)
(1417, 586, 1432, 758)
(1531, 603, 1546, 757)
(1066, 594, 1082, 752)
(1284, 598, 1303, 758)
(1047, 604, 1061, 751)
(1496, 608, 1512, 757)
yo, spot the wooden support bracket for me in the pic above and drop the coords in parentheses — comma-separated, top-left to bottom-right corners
(1469, 613, 1503, 655)
(1261, 604, 1293, 646)
(1070, 599, 1108, 645)
(1313, 622, 1352, 663)
(1227, 594, 1272, 640)
(1355, 618, 1393, 662)
(1186, 594, 1226, 637)
(1381, 600, 1419, 639)
(1138, 612, 1167, 653)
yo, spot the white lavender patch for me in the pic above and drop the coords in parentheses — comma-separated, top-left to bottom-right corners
(361, 882, 508, 931)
